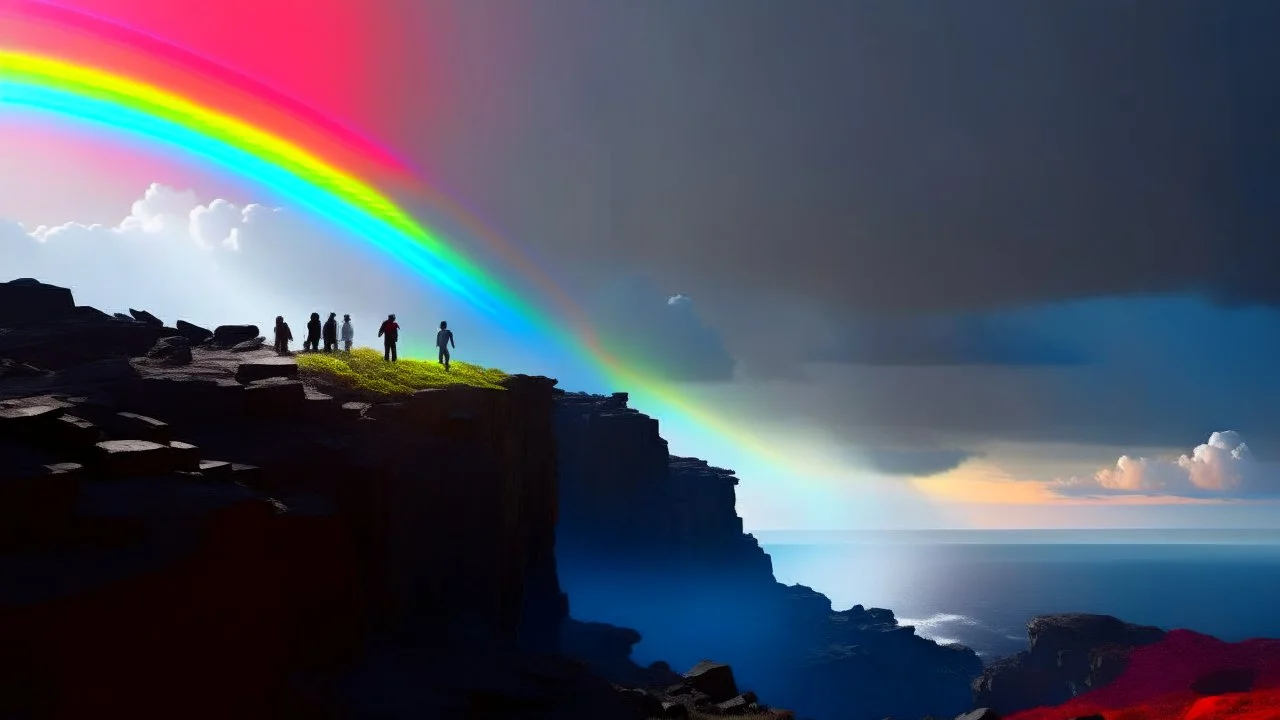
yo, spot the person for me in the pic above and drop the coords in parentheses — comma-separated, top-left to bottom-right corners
(273, 316, 293, 355)
(377, 313, 399, 362)
(322, 312, 338, 352)
(305, 312, 321, 352)
(340, 314, 354, 352)
(436, 320, 455, 371)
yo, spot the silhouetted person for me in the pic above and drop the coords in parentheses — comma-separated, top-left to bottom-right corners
(304, 312, 321, 352)
(273, 316, 293, 355)
(322, 312, 338, 352)
(340, 314, 354, 352)
(377, 313, 399, 362)
(436, 320, 455, 371)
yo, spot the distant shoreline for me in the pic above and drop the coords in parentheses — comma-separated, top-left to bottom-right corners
(755, 528, 1280, 545)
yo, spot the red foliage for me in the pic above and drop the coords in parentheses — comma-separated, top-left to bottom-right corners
(1009, 630, 1280, 720)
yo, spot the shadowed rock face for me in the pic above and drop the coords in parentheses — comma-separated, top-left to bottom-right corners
(972, 614, 1168, 715)
(552, 391, 983, 720)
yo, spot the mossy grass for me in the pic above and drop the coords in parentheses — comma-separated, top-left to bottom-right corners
(296, 347, 508, 395)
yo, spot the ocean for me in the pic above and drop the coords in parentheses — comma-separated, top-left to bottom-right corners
(757, 529, 1280, 661)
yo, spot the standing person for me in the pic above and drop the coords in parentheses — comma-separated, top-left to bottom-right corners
(436, 320, 455, 371)
(305, 312, 322, 352)
(273, 316, 293, 355)
(322, 312, 338, 352)
(340, 314, 354, 352)
(377, 313, 399, 362)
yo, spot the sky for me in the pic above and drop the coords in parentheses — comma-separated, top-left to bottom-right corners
(3, 0, 1280, 531)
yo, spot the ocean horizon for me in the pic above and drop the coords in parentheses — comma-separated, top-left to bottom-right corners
(756, 528, 1280, 660)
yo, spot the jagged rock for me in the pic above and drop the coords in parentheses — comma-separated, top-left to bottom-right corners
(617, 687, 664, 717)
(145, 336, 193, 366)
(113, 312, 134, 322)
(211, 324, 259, 347)
(231, 337, 266, 352)
(0, 278, 75, 323)
(715, 691, 758, 713)
(90, 439, 176, 477)
(1190, 665, 1254, 695)
(73, 306, 114, 321)
(234, 357, 298, 384)
(174, 320, 213, 345)
(48, 414, 104, 453)
(243, 377, 305, 417)
(972, 614, 1166, 715)
(168, 441, 201, 471)
(128, 309, 163, 327)
(683, 661, 739, 703)
(105, 412, 171, 444)
(198, 459, 233, 476)
(956, 710, 1001, 720)
(0, 404, 62, 437)
(661, 700, 690, 718)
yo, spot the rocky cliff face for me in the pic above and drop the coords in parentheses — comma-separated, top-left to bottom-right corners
(972, 614, 1167, 716)
(0, 278, 617, 719)
(553, 391, 983, 720)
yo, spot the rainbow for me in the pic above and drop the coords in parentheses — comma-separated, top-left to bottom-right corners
(0, 3, 863, 497)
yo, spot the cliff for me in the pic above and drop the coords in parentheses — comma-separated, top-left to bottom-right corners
(553, 391, 983, 720)
(0, 278, 633, 719)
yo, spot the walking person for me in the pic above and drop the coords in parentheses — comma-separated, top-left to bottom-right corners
(377, 313, 400, 362)
(273, 316, 293, 355)
(322, 312, 338, 352)
(436, 320, 455, 371)
(340, 314, 354, 352)
(304, 312, 321, 352)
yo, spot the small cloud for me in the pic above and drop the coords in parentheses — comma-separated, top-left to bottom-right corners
(1051, 431, 1274, 498)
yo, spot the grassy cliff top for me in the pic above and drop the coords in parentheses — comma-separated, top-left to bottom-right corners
(296, 347, 509, 394)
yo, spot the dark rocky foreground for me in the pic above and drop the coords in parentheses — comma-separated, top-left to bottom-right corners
(0, 278, 1205, 720)
(0, 278, 803, 720)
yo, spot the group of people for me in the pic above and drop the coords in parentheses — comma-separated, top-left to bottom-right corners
(272, 312, 457, 370)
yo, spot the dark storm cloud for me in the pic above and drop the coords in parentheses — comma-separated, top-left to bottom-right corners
(542, 0, 1280, 317)
(769, 296, 1280, 462)
(808, 312, 1088, 366)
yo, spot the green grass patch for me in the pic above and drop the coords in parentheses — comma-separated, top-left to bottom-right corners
(296, 347, 509, 395)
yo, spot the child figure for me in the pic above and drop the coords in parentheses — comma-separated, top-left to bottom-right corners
(273, 316, 293, 355)
(340, 314, 354, 352)
(436, 320, 455, 371)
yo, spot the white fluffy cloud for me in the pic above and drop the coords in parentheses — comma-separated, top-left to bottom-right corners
(1052, 431, 1275, 497)
(0, 183, 450, 339)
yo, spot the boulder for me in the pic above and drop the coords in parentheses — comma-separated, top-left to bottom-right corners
(174, 320, 213, 345)
(683, 661, 738, 703)
(715, 691, 758, 713)
(113, 313, 135, 322)
(128, 309, 164, 327)
(105, 412, 171, 444)
(235, 358, 298, 384)
(231, 337, 266, 353)
(46, 414, 104, 455)
(617, 687, 664, 718)
(0, 404, 62, 438)
(212, 324, 259, 347)
(145, 336, 193, 366)
(0, 278, 75, 323)
(197, 460, 233, 477)
(168, 441, 201, 472)
(73, 306, 114, 321)
(90, 439, 177, 477)
(243, 377, 306, 417)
